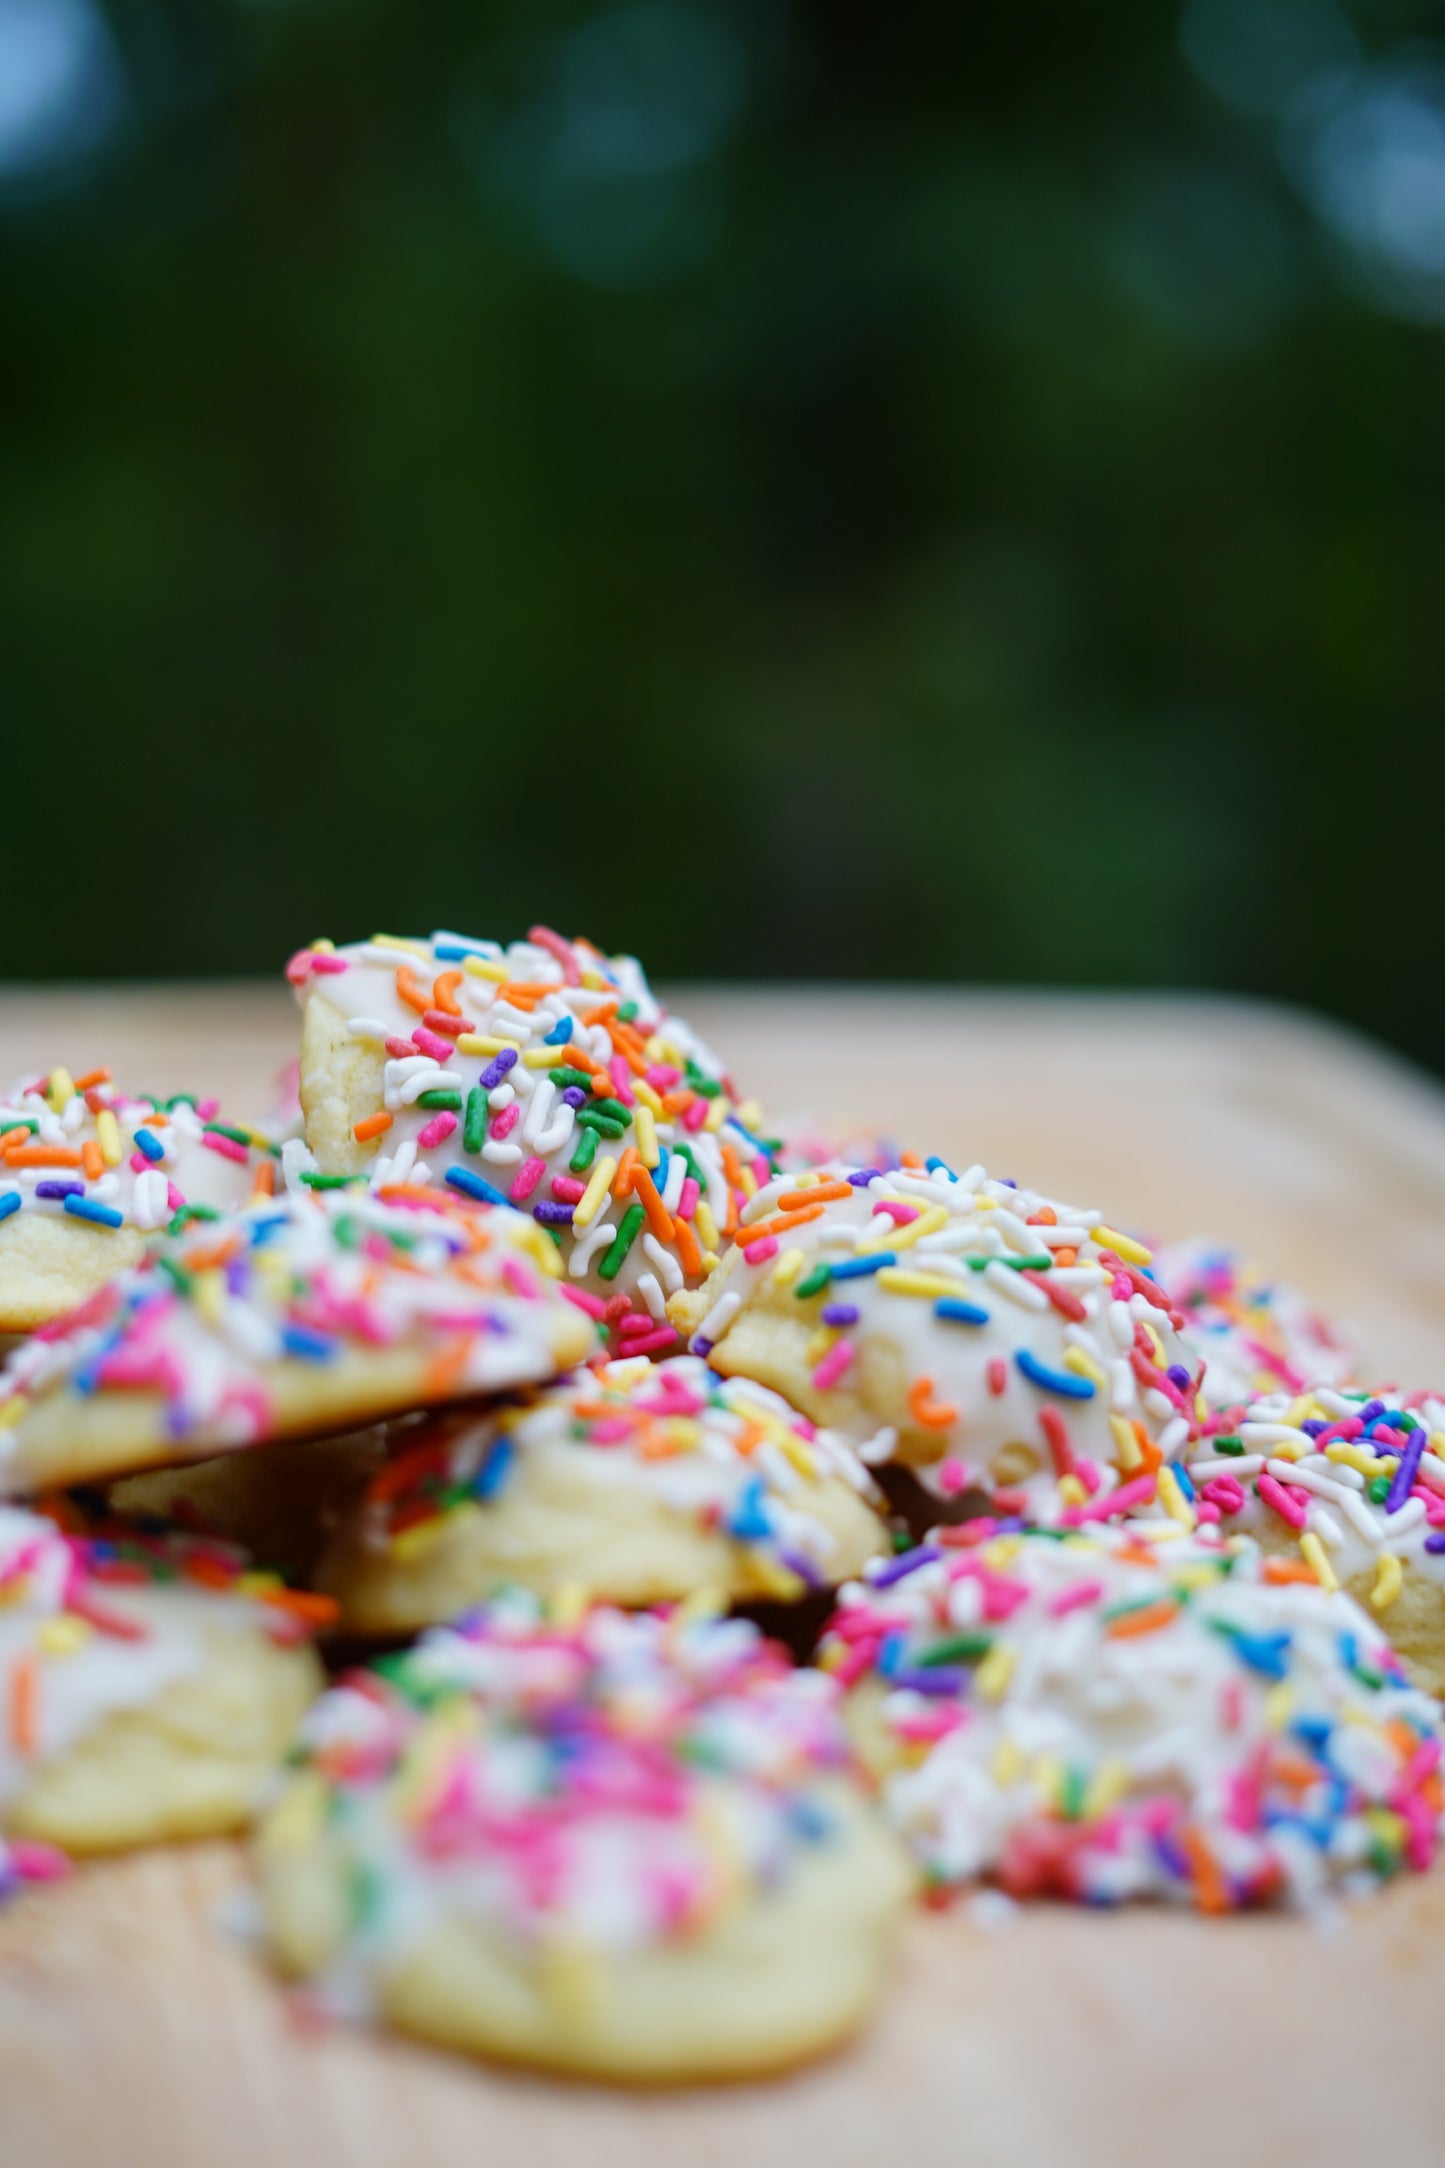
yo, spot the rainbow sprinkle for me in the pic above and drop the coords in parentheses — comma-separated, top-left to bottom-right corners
(1152, 1239, 1358, 1409)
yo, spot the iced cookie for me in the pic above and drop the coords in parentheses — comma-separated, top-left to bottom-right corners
(821, 1522, 1444, 1910)
(0, 1186, 597, 1496)
(1184, 1384, 1445, 1696)
(0, 1065, 276, 1333)
(670, 1161, 1206, 1529)
(288, 929, 776, 1338)
(0, 1502, 323, 1855)
(255, 1597, 911, 2081)
(316, 1353, 889, 1634)
(1153, 1239, 1359, 1408)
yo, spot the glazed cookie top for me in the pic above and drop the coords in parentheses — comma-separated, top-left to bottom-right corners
(289, 928, 777, 1339)
(261, 1597, 877, 1988)
(339, 1353, 885, 1602)
(0, 1187, 598, 1491)
(683, 1160, 1207, 1525)
(0, 1500, 324, 1813)
(0, 1065, 275, 1239)
(1153, 1239, 1358, 1409)
(820, 1523, 1444, 1911)
(1186, 1384, 1445, 1597)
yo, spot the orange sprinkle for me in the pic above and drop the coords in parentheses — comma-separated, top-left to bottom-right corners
(1179, 1827, 1228, 1915)
(1027, 1205, 1058, 1226)
(672, 1214, 703, 1279)
(10, 1654, 38, 1755)
(1, 1126, 30, 1150)
(422, 1334, 474, 1399)
(660, 1091, 694, 1120)
(612, 1146, 639, 1198)
(368, 1436, 452, 1505)
(252, 1159, 276, 1197)
(182, 1555, 237, 1591)
(5, 1145, 83, 1168)
(431, 970, 465, 1017)
(81, 1140, 103, 1182)
(1132, 1420, 1162, 1474)
(395, 964, 430, 1016)
(907, 1375, 957, 1429)
(720, 1142, 745, 1193)
(1054, 1247, 1078, 1267)
(732, 1420, 766, 1458)
(899, 1150, 925, 1170)
(776, 1180, 853, 1212)
(353, 1111, 394, 1144)
(738, 1203, 827, 1246)
(72, 1068, 112, 1092)
(1104, 1599, 1179, 1640)
(630, 1165, 674, 1243)
(257, 1587, 341, 1629)
(178, 1235, 244, 1275)
(1263, 1558, 1322, 1587)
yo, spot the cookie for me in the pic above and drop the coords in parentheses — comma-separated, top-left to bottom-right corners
(0, 1502, 323, 1856)
(1153, 1238, 1359, 1408)
(1185, 1384, 1445, 1695)
(288, 929, 776, 1335)
(670, 1161, 1206, 1530)
(316, 1353, 889, 1634)
(0, 1186, 597, 1496)
(0, 1065, 276, 1333)
(820, 1522, 1444, 1910)
(254, 1596, 911, 2081)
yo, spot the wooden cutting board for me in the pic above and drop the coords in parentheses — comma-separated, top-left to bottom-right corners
(2, 983, 1443, 2168)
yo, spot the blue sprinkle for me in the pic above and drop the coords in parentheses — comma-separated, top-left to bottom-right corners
(1015, 1348, 1096, 1400)
(1229, 1628, 1293, 1681)
(1173, 1462, 1196, 1502)
(0, 1190, 20, 1224)
(543, 1017, 573, 1046)
(431, 934, 492, 961)
(63, 1195, 124, 1229)
(831, 1251, 896, 1280)
(924, 1155, 957, 1180)
(133, 1128, 166, 1164)
(280, 1323, 339, 1362)
(446, 1166, 511, 1208)
(934, 1296, 990, 1327)
(727, 1476, 774, 1543)
(653, 1146, 670, 1197)
(473, 1435, 514, 1500)
(876, 1630, 908, 1680)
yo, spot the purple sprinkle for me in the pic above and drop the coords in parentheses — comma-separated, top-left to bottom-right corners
(846, 1168, 881, 1187)
(1386, 1428, 1427, 1514)
(479, 1048, 518, 1091)
(1360, 1399, 1385, 1424)
(693, 1336, 714, 1358)
(871, 1544, 942, 1588)
(889, 1664, 967, 1696)
(1166, 1363, 1192, 1390)
(996, 1516, 1028, 1533)
(560, 1086, 588, 1108)
(1425, 1533, 1445, 1554)
(532, 1202, 574, 1225)
(820, 1301, 860, 1327)
(1300, 1419, 1328, 1437)
(778, 1547, 825, 1589)
(35, 1179, 84, 1200)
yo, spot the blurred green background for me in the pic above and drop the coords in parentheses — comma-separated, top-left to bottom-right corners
(3, 1, 1443, 1064)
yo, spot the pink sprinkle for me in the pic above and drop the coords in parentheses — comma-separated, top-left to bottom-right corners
(608, 1057, 636, 1107)
(646, 1064, 680, 1092)
(1200, 1475, 1246, 1517)
(417, 1112, 458, 1150)
(8, 1840, 69, 1883)
(829, 1643, 886, 1689)
(1257, 1471, 1308, 1529)
(617, 1312, 657, 1338)
(934, 1457, 968, 1496)
(500, 1256, 540, 1299)
(590, 1416, 637, 1444)
(201, 1131, 248, 1165)
(751, 1151, 771, 1186)
(196, 1097, 220, 1121)
(508, 1156, 546, 1203)
(560, 1285, 608, 1319)
(1073, 1457, 1103, 1497)
(677, 1176, 700, 1220)
(527, 923, 582, 985)
(742, 1235, 778, 1265)
(489, 1102, 519, 1140)
(619, 1325, 681, 1358)
(986, 1358, 1007, 1396)
(411, 1028, 454, 1063)
(872, 1198, 919, 1227)
(811, 1339, 855, 1392)
(385, 1036, 420, 1060)
(1048, 1578, 1106, 1617)
(551, 1176, 586, 1204)
(1195, 1500, 1221, 1524)
(128, 1151, 149, 1174)
(1062, 1473, 1158, 1525)
(682, 1097, 708, 1133)
(166, 1181, 185, 1212)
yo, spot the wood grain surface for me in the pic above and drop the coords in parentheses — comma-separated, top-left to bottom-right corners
(2, 982, 1444, 2168)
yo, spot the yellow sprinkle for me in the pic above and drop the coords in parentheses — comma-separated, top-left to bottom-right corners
(1056, 1473, 1087, 1509)
(694, 1199, 720, 1253)
(1156, 1464, 1196, 1531)
(672, 1585, 727, 1629)
(703, 1096, 730, 1134)
(0, 1397, 27, 1431)
(1284, 1395, 1324, 1429)
(522, 1047, 567, 1070)
(1063, 1345, 1108, 1390)
(461, 954, 509, 983)
(47, 1066, 75, 1111)
(634, 1105, 659, 1169)
(371, 932, 432, 959)
(1267, 1437, 1308, 1463)
(970, 1647, 1018, 1699)
(573, 1156, 618, 1229)
(1094, 1224, 1152, 1266)
(990, 1736, 1024, 1787)
(1299, 1531, 1338, 1591)
(237, 1571, 284, 1598)
(37, 1615, 89, 1656)
(95, 1108, 122, 1168)
(1365, 1805, 1407, 1857)
(805, 1327, 838, 1366)
(1083, 1760, 1131, 1819)
(309, 937, 336, 954)
(391, 1512, 464, 1564)
(702, 1250, 720, 1273)
(1264, 1682, 1293, 1730)
(510, 1217, 564, 1278)
(735, 1099, 764, 1128)
(982, 1536, 1024, 1570)
(749, 1554, 806, 1602)
(1370, 1552, 1403, 1612)
(455, 1034, 514, 1057)
(549, 1583, 592, 1628)
(775, 1431, 819, 1479)
(1141, 1317, 1166, 1365)
(632, 1077, 663, 1117)
(193, 1269, 227, 1327)
(737, 1163, 757, 1200)
(1325, 1441, 1396, 1482)
(770, 1246, 806, 1288)
(860, 1202, 949, 1255)
(1110, 1415, 1142, 1473)
(579, 968, 610, 992)
(263, 1770, 329, 1854)
(876, 1267, 975, 1300)
(1031, 1753, 1064, 1804)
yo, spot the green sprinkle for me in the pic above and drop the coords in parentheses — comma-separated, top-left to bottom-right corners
(299, 1172, 362, 1190)
(1369, 1475, 1392, 1504)
(463, 1085, 489, 1153)
(675, 1141, 706, 1191)
(598, 1202, 646, 1281)
(569, 1127, 599, 1175)
(0, 1118, 38, 1136)
(156, 1255, 194, 1297)
(581, 1098, 632, 1126)
(202, 1120, 253, 1146)
(165, 1203, 221, 1237)
(918, 1632, 994, 1665)
(793, 1265, 833, 1300)
(891, 1528, 912, 1552)
(550, 1067, 594, 1093)
(615, 1001, 640, 1024)
(1099, 1593, 1170, 1626)
(1210, 1436, 1245, 1455)
(163, 1094, 199, 1112)
(414, 1090, 463, 1112)
(1060, 1766, 1088, 1822)
(1399, 1412, 1420, 1433)
(965, 1253, 1053, 1272)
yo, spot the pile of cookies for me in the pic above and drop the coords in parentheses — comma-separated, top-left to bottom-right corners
(1, 925, 1441, 2085)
